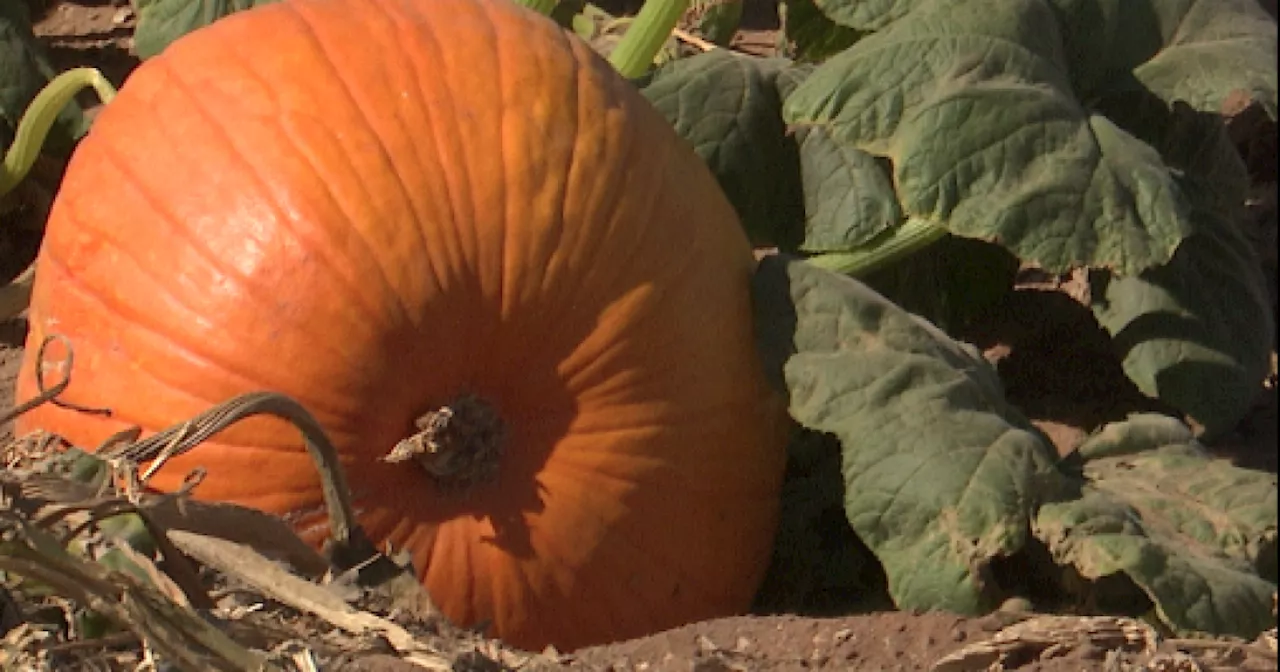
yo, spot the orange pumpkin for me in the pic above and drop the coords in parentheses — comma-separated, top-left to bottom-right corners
(14, 0, 787, 652)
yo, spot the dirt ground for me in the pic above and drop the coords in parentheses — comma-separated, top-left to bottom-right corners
(1, 1, 1276, 671)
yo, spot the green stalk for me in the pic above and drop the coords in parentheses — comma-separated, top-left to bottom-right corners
(608, 0, 689, 78)
(513, 0, 559, 15)
(0, 67, 117, 197)
(805, 218, 949, 277)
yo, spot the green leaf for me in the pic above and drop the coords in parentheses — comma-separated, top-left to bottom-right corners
(1087, 99, 1274, 437)
(778, 0, 861, 63)
(753, 255, 1067, 613)
(1050, 0, 1279, 118)
(1091, 221, 1274, 438)
(783, 0, 1199, 276)
(642, 50, 805, 247)
(688, 0, 743, 46)
(811, 0, 923, 31)
(795, 126, 900, 251)
(1035, 414, 1278, 638)
(132, 0, 280, 59)
(0, 2, 86, 155)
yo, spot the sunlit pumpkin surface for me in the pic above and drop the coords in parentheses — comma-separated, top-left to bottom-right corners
(15, 0, 787, 651)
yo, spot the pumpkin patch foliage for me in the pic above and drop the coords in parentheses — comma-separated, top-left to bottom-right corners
(638, 0, 1277, 641)
(0, 0, 1275, 661)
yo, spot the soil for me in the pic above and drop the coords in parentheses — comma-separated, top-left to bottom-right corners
(1, 2, 1276, 671)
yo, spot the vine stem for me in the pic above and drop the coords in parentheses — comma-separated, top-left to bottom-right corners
(608, 0, 690, 78)
(101, 391, 369, 563)
(0, 67, 117, 197)
(11, 338, 366, 567)
(805, 218, 950, 277)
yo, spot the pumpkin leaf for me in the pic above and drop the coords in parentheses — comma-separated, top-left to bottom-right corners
(779, 0, 1276, 277)
(809, 0, 923, 32)
(132, 0, 280, 59)
(688, 0, 743, 46)
(794, 126, 899, 252)
(1050, 0, 1278, 118)
(641, 49, 806, 248)
(778, 0, 861, 63)
(1090, 219, 1274, 439)
(0, 2, 87, 155)
(1086, 99, 1275, 438)
(1034, 413, 1278, 638)
(752, 255, 1068, 613)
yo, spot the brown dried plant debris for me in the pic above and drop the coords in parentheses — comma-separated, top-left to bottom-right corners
(0, 387, 549, 672)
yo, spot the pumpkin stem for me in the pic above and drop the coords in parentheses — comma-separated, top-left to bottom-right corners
(806, 217, 950, 277)
(607, 0, 690, 78)
(385, 394, 507, 491)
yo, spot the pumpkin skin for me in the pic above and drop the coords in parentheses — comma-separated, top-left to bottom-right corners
(14, 0, 787, 651)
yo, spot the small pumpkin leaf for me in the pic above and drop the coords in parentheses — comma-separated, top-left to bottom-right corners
(752, 255, 1068, 613)
(132, 0, 280, 59)
(794, 125, 899, 252)
(778, 0, 861, 63)
(1034, 413, 1278, 639)
(687, 0, 744, 46)
(642, 49, 806, 248)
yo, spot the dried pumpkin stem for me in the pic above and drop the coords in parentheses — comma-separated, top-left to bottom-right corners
(0, 333, 102, 426)
(0, 67, 117, 197)
(103, 391, 374, 568)
(385, 394, 507, 492)
(608, 0, 690, 78)
(806, 217, 950, 277)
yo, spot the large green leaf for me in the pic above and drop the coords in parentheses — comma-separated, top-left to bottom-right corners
(753, 255, 1067, 612)
(641, 50, 805, 247)
(783, 0, 1200, 276)
(133, 0, 279, 59)
(810, 0, 923, 31)
(1088, 99, 1274, 437)
(0, 2, 86, 155)
(1091, 219, 1274, 438)
(779, 66, 909, 257)
(1050, 0, 1279, 118)
(1035, 414, 1277, 638)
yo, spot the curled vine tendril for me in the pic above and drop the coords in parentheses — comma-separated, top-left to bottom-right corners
(0, 333, 110, 425)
